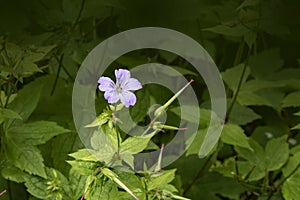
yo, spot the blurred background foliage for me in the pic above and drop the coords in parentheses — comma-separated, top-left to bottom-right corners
(0, 0, 300, 199)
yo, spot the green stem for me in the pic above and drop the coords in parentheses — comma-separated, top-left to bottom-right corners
(233, 41, 245, 66)
(262, 169, 269, 193)
(226, 46, 251, 120)
(51, 54, 64, 95)
(72, 0, 85, 30)
(276, 163, 300, 188)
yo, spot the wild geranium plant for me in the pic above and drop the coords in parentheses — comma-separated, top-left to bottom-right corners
(68, 69, 192, 200)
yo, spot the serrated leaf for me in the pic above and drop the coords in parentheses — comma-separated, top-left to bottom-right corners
(68, 149, 98, 162)
(21, 45, 55, 75)
(114, 172, 146, 200)
(7, 121, 69, 145)
(0, 108, 22, 124)
(85, 111, 110, 128)
(85, 177, 119, 200)
(282, 152, 300, 200)
(235, 136, 289, 172)
(6, 78, 44, 128)
(90, 130, 117, 164)
(148, 169, 176, 191)
(24, 168, 71, 200)
(5, 137, 46, 178)
(120, 131, 156, 154)
(282, 171, 300, 200)
(1, 165, 28, 183)
(51, 132, 84, 176)
(67, 160, 99, 176)
(69, 168, 87, 199)
(221, 124, 252, 150)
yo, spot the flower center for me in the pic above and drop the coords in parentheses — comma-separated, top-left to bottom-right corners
(115, 83, 122, 94)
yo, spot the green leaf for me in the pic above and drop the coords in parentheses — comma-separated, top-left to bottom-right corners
(115, 170, 145, 198)
(148, 169, 176, 191)
(282, 152, 300, 200)
(5, 137, 46, 178)
(68, 149, 98, 162)
(6, 78, 44, 127)
(237, 91, 275, 107)
(212, 157, 265, 181)
(1, 164, 28, 183)
(291, 123, 300, 130)
(51, 132, 84, 176)
(240, 79, 284, 92)
(228, 102, 261, 125)
(282, 91, 300, 107)
(7, 121, 69, 145)
(90, 129, 117, 164)
(0, 108, 22, 124)
(120, 131, 156, 154)
(235, 139, 265, 169)
(237, 0, 259, 10)
(24, 168, 71, 200)
(101, 168, 139, 200)
(235, 136, 289, 172)
(204, 24, 248, 37)
(129, 89, 150, 123)
(67, 160, 99, 176)
(184, 172, 244, 200)
(20, 45, 55, 75)
(85, 177, 119, 200)
(186, 128, 208, 156)
(68, 168, 87, 199)
(249, 48, 284, 79)
(282, 170, 300, 200)
(222, 64, 250, 92)
(221, 123, 252, 150)
(85, 111, 111, 128)
(294, 111, 300, 116)
(264, 135, 289, 171)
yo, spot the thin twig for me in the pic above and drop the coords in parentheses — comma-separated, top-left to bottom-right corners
(51, 54, 64, 95)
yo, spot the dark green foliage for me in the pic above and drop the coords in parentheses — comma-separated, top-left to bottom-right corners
(0, 0, 300, 199)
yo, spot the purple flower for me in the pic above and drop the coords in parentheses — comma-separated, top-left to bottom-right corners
(98, 69, 142, 107)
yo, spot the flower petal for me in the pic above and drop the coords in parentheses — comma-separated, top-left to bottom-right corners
(115, 69, 130, 84)
(98, 77, 115, 91)
(122, 78, 142, 91)
(120, 91, 136, 107)
(104, 90, 120, 104)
